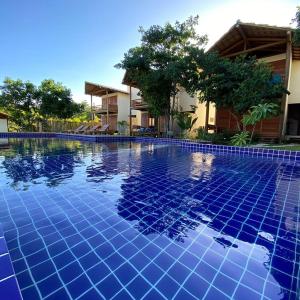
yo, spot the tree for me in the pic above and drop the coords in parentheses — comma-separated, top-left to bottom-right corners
(116, 16, 207, 132)
(182, 54, 288, 131)
(0, 78, 40, 131)
(38, 79, 83, 119)
(292, 6, 300, 45)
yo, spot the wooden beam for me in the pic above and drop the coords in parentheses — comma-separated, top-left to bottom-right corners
(247, 37, 286, 42)
(220, 40, 244, 55)
(237, 25, 247, 50)
(280, 31, 292, 140)
(224, 40, 286, 58)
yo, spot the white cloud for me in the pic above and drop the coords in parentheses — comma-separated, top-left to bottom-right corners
(197, 0, 297, 48)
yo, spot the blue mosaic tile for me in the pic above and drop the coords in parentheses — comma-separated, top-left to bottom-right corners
(0, 225, 22, 300)
(0, 137, 299, 299)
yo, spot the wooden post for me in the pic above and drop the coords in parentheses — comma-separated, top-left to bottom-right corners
(205, 101, 210, 132)
(90, 94, 93, 121)
(129, 86, 132, 136)
(106, 90, 109, 126)
(280, 31, 292, 141)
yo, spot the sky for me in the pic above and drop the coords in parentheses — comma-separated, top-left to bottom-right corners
(0, 0, 298, 104)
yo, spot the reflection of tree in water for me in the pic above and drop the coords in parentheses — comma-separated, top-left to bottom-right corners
(117, 147, 300, 299)
(85, 142, 142, 183)
(0, 138, 89, 157)
(0, 138, 94, 189)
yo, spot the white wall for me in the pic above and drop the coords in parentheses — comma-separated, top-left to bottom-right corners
(288, 60, 300, 104)
(117, 92, 130, 123)
(176, 89, 198, 112)
(0, 119, 8, 132)
(258, 53, 286, 63)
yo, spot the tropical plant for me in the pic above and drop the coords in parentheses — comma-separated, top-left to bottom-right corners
(230, 131, 250, 146)
(175, 111, 197, 137)
(197, 127, 211, 140)
(242, 103, 280, 143)
(116, 16, 207, 133)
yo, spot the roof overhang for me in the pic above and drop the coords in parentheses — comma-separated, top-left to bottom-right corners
(0, 112, 8, 119)
(85, 81, 129, 96)
(122, 71, 138, 88)
(208, 21, 300, 60)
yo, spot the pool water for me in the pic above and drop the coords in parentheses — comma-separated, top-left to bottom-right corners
(0, 138, 299, 300)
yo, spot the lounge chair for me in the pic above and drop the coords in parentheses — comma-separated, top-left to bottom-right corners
(95, 124, 110, 135)
(65, 124, 85, 133)
(76, 125, 91, 134)
(85, 123, 102, 135)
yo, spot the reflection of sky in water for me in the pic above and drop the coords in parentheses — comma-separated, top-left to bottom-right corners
(0, 138, 299, 300)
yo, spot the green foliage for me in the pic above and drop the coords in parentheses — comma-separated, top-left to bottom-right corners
(0, 78, 84, 131)
(0, 78, 40, 131)
(197, 128, 234, 144)
(242, 103, 279, 126)
(175, 110, 197, 136)
(242, 103, 280, 143)
(67, 101, 92, 122)
(197, 127, 211, 140)
(230, 131, 250, 146)
(116, 16, 207, 129)
(182, 53, 288, 131)
(38, 79, 83, 119)
(292, 6, 300, 45)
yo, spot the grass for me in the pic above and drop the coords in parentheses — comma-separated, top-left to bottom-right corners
(263, 145, 300, 151)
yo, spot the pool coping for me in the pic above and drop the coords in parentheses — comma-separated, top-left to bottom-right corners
(0, 225, 23, 300)
(1, 132, 300, 162)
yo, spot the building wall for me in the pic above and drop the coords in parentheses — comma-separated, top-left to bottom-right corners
(127, 86, 216, 133)
(0, 119, 8, 132)
(176, 89, 197, 111)
(192, 102, 216, 129)
(288, 60, 300, 104)
(116, 92, 130, 123)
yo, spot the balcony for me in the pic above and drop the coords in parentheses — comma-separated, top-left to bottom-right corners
(132, 99, 148, 111)
(94, 104, 118, 115)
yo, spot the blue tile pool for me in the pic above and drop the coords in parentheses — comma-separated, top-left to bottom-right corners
(0, 138, 299, 299)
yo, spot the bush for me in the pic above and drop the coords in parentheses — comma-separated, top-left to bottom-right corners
(230, 131, 250, 146)
(196, 128, 235, 144)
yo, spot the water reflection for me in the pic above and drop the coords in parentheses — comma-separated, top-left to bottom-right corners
(116, 146, 299, 299)
(0, 139, 105, 189)
(0, 139, 298, 298)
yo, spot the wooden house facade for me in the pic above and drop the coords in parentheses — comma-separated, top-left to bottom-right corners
(209, 21, 300, 140)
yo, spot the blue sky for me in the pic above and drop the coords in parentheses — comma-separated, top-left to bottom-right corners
(0, 0, 298, 103)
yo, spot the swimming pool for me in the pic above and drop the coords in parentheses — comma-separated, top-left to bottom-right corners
(0, 138, 299, 299)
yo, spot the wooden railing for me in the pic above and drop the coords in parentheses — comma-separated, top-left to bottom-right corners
(94, 104, 118, 114)
(131, 99, 148, 111)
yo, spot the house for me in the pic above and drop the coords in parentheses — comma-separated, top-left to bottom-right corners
(85, 82, 132, 133)
(0, 112, 8, 132)
(208, 21, 300, 140)
(122, 74, 216, 136)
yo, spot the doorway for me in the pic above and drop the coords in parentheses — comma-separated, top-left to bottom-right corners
(287, 104, 300, 136)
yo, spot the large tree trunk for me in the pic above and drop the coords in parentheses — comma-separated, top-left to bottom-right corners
(170, 94, 176, 132)
(230, 111, 241, 132)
